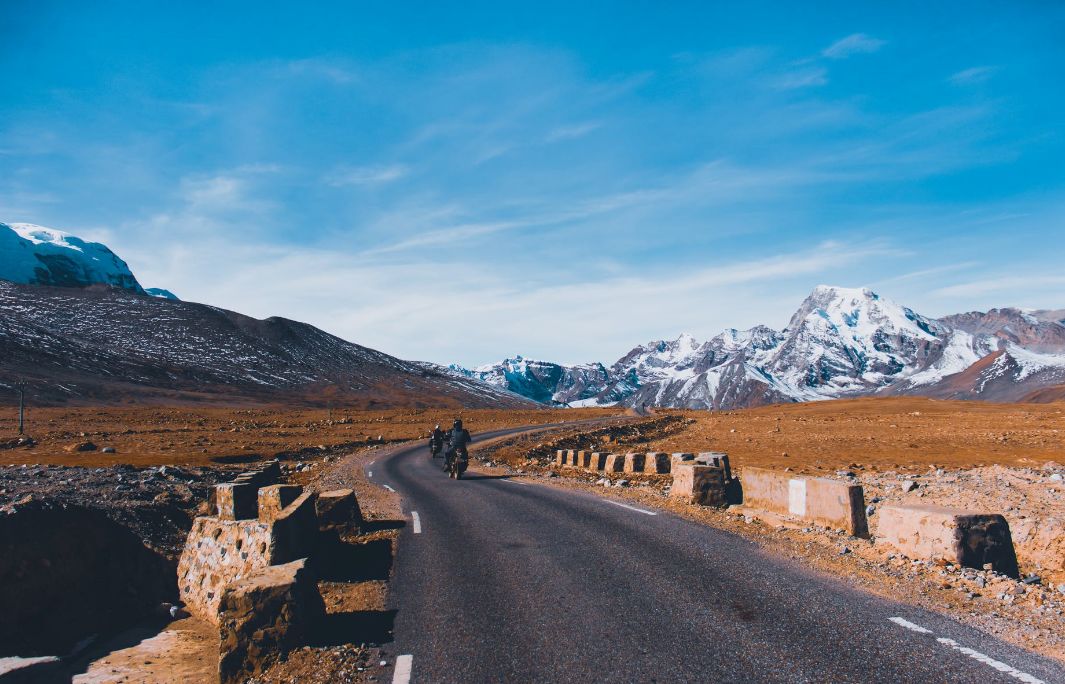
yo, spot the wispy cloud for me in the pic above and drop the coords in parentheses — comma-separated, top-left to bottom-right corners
(544, 121, 601, 142)
(768, 67, 828, 90)
(822, 33, 886, 59)
(949, 66, 998, 85)
(327, 164, 409, 186)
(933, 275, 1065, 298)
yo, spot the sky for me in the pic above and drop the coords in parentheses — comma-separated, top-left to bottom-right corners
(2, 2, 1065, 366)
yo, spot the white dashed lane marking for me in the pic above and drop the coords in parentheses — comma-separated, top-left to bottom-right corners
(383, 484, 396, 493)
(888, 616, 932, 633)
(603, 499, 657, 516)
(888, 618, 1044, 683)
(411, 511, 422, 534)
(392, 654, 413, 684)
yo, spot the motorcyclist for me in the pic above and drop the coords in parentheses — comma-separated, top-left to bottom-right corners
(444, 418, 472, 472)
(429, 424, 444, 457)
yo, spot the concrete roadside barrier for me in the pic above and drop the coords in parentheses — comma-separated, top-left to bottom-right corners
(604, 453, 625, 473)
(876, 504, 1019, 577)
(740, 467, 869, 538)
(576, 450, 592, 468)
(623, 453, 646, 473)
(670, 462, 729, 507)
(645, 452, 670, 474)
(697, 452, 731, 480)
(671, 453, 695, 468)
(555, 450, 566, 467)
(588, 452, 608, 471)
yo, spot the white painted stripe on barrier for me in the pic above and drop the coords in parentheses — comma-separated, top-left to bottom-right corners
(383, 484, 396, 493)
(392, 654, 413, 684)
(888, 617, 933, 633)
(604, 499, 657, 516)
(788, 478, 807, 516)
(411, 511, 422, 534)
(936, 638, 1044, 684)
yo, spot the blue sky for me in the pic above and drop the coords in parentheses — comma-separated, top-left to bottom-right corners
(3, 2, 1065, 365)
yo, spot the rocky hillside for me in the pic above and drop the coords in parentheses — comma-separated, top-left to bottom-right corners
(463, 286, 1065, 409)
(0, 280, 533, 408)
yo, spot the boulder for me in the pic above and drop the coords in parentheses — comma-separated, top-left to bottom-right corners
(217, 559, 325, 684)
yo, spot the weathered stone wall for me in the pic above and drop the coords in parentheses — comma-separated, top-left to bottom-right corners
(177, 517, 275, 623)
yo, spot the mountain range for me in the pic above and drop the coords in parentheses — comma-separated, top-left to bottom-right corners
(456, 286, 1065, 409)
(0, 222, 532, 408)
(4, 220, 1064, 410)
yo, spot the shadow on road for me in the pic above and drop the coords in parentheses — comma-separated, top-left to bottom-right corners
(460, 473, 513, 481)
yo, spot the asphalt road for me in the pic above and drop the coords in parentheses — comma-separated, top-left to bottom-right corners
(372, 427, 1065, 684)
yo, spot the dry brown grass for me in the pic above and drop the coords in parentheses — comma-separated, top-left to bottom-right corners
(0, 406, 623, 468)
(644, 397, 1065, 474)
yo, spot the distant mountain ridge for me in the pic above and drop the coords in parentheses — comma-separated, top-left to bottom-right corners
(0, 221, 532, 407)
(459, 286, 1065, 409)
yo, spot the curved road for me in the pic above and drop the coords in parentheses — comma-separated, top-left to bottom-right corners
(369, 428, 1064, 684)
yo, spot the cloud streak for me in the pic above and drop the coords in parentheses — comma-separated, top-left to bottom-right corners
(822, 33, 886, 59)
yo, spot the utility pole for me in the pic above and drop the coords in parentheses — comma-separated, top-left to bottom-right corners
(15, 381, 25, 435)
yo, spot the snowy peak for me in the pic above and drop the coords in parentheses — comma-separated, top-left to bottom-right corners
(0, 221, 177, 299)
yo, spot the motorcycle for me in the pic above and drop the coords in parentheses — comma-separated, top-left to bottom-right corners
(429, 438, 442, 459)
(444, 447, 468, 479)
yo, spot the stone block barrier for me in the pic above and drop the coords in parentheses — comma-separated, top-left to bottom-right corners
(645, 452, 670, 474)
(576, 450, 592, 468)
(587, 452, 608, 471)
(315, 489, 362, 530)
(739, 467, 869, 537)
(604, 453, 625, 473)
(623, 453, 646, 473)
(670, 463, 730, 507)
(876, 504, 1019, 577)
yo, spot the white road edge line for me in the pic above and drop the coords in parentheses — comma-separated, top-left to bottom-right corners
(501, 479, 531, 486)
(392, 654, 413, 684)
(604, 499, 657, 516)
(888, 617, 933, 634)
(887, 618, 1044, 683)
(383, 484, 396, 493)
(412, 511, 422, 534)
(936, 638, 1045, 684)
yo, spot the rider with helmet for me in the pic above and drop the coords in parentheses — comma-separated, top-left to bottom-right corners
(429, 424, 445, 458)
(444, 418, 472, 472)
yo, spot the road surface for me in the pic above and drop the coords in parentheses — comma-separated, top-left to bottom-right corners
(371, 427, 1064, 683)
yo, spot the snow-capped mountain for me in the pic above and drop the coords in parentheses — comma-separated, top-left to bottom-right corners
(465, 286, 1065, 409)
(448, 356, 611, 405)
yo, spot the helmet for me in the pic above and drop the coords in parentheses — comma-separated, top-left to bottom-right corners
(453, 418, 463, 429)
(435, 424, 440, 430)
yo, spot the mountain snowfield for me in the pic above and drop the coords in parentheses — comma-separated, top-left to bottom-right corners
(0, 221, 175, 299)
(459, 286, 1065, 409)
